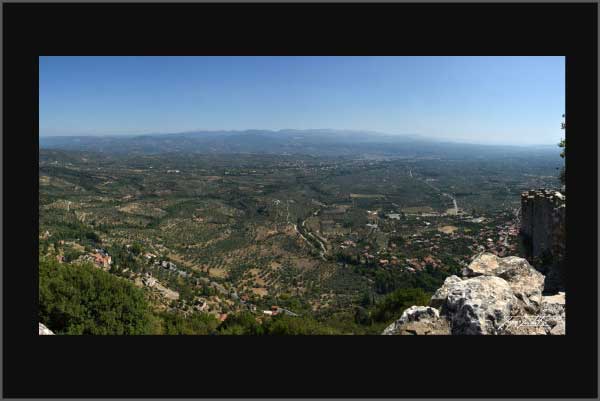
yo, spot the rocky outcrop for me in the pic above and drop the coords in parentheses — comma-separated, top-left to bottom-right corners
(462, 253, 545, 313)
(382, 306, 450, 335)
(382, 253, 565, 335)
(429, 275, 462, 308)
(443, 275, 519, 335)
(520, 189, 565, 292)
(541, 292, 566, 335)
(39, 323, 54, 335)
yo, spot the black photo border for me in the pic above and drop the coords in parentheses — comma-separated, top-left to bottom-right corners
(3, 2, 598, 399)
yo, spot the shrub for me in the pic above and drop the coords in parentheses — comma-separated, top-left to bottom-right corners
(263, 315, 341, 335)
(158, 311, 220, 335)
(372, 287, 431, 323)
(218, 312, 264, 335)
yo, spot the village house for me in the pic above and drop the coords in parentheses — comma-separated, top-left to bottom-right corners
(91, 252, 111, 268)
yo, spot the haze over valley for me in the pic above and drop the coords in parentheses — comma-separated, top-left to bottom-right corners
(38, 56, 565, 335)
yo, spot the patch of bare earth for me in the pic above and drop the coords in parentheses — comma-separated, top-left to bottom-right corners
(209, 268, 229, 278)
(254, 226, 279, 241)
(251, 287, 268, 297)
(293, 257, 318, 270)
(118, 202, 167, 218)
(438, 225, 458, 234)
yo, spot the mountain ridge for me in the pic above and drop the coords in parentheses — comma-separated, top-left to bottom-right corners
(39, 129, 561, 158)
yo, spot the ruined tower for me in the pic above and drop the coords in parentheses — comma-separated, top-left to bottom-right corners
(520, 189, 565, 292)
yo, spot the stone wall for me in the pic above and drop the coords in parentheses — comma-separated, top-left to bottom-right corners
(520, 189, 565, 292)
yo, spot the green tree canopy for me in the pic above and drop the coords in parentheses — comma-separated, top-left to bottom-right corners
(372, 287, 431, 323)
(39, 257, 155, 334)
(159, 311, 220, 335)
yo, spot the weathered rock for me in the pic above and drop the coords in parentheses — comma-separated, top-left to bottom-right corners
(429, 275, 462, 308)
(380, 251, 565, 335)
(462, 252, 500, 276)
(39, 323, 54, 335)
(541, 292, 566, 335)
(395, 318, 452, 335)
(499, 319, 549, 335)
(399, 305, 439, 322)
(519, 189, 565, 292)
(444, 275, 519, 335)
(496, 292, 565, 335)
(462, 253, 544, 313)
(382, 306, 450, 335)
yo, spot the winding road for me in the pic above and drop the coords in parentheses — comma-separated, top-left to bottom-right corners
(285, 201, 327, 260)
(415, 173, 460, 215)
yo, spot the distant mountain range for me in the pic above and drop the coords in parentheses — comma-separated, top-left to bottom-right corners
(39, 129, 559, 159)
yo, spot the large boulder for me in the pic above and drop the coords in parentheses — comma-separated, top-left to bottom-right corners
(462, 252, 501, 276)
(381, 253, 565, 336)
(429, 275, 462, 308)
(444, 275, 519, 335)
(462, 253, 544, 313)
(382, 306, 450, 335)
(39, 323, 54, 335)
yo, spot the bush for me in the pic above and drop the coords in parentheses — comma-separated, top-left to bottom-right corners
(130, 243, 144, 255)
(85, 231, 101, 243)
(63, 248, 84, 263)
(39, 257, 154, 335)
(218, 312, 264, 335)
(158, 311, 220, 335)
(372, 287, 431, 323)
(263, 315, 341, 335)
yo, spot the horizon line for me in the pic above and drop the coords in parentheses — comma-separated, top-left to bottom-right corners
(38, 128, 562, 148)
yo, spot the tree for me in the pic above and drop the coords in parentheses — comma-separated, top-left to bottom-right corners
(39, 256, 155, 334)
(354, 306, 372, 325)
(359, 290, 372, 307)
(130, 243, 144, 255)
(263, 315, 340, 335)
(372, 287, 431, 323)
(218, 312, 264, 335)
(159, 311, 220, 335)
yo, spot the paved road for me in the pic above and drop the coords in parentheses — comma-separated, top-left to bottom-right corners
(288, 203, 327, 260)
(414, 172, 460, 214)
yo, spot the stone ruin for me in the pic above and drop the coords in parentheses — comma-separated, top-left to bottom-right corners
(519, 189, 565, 292)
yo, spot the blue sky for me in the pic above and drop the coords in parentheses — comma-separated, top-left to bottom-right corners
(39, 56, 565, 145)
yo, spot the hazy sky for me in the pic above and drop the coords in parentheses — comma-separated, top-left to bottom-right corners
(39, 56, 565, 145)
